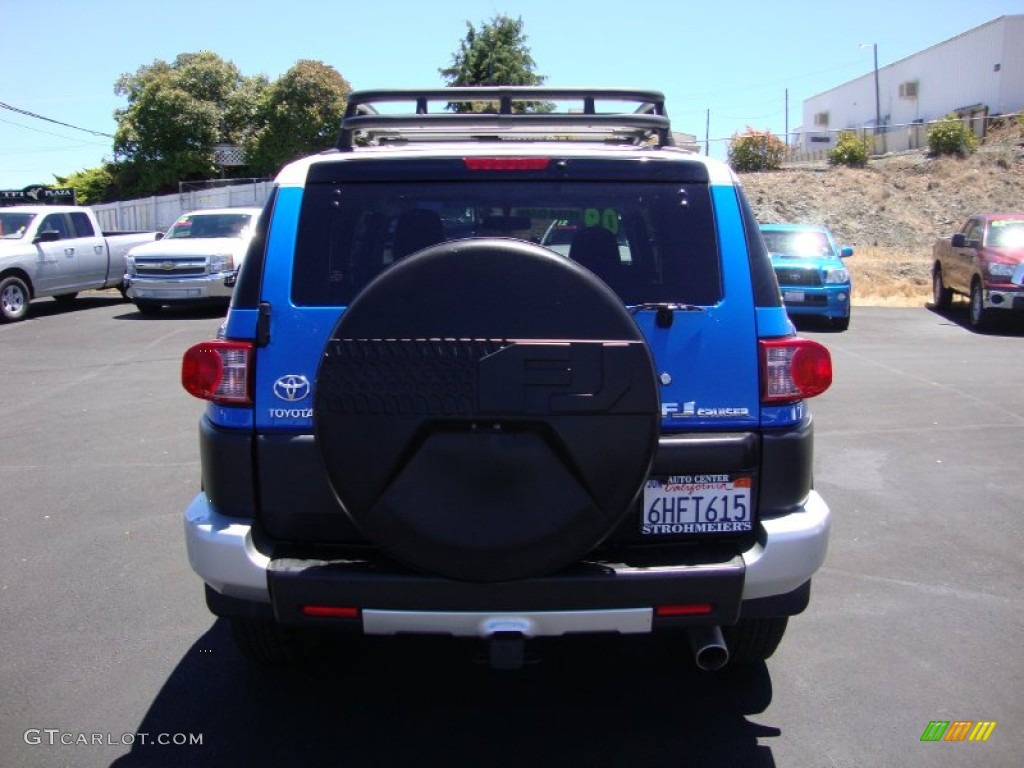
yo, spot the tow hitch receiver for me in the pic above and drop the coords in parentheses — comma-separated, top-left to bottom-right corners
(489, 631, 526, 670)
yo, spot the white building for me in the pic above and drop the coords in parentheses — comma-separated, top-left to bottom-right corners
(798, 15, 1024, 155)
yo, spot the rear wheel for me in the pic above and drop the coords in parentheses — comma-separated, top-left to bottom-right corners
(0, 275, 31, 322)
(932, 267, 952, 309)
(135, 301, 162, 316)
(229, 618, 302, 664)
(723, 617, 789, 664)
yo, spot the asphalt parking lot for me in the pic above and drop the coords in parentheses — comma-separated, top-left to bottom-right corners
(1, 293, 1022, 767)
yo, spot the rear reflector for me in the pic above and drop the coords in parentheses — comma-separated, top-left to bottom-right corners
(655, 603, 714, 617)
(464, 157, 550, 171)
(181, 340, 253, 404)
(301, 606, 360, 619)
(760, 337, 832, 403)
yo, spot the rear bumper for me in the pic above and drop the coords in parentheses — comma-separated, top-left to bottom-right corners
(125, 273, 235, 302)
(184, 488, 830, 635)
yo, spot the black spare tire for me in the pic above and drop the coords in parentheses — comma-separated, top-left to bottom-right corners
(314, 239, 659, 582)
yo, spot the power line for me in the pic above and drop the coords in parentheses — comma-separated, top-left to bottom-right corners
(0, 101, 114, 139)
(0, 116, 109, 147)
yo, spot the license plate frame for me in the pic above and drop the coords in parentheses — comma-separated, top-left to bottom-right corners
(783, 289, 805, 303)
(641, 474, 753, 536)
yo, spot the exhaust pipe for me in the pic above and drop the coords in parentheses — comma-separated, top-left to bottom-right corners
(689, 626, 729, 671)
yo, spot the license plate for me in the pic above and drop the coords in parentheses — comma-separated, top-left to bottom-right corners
(641, 475, 752, 535)
(784, 290, 805, 303)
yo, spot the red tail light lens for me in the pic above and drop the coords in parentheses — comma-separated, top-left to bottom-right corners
(655, 603, 714, 617)
(182, 341, 253, 404)
(463, 157, 550, 171)
(760, 338, 832, 403)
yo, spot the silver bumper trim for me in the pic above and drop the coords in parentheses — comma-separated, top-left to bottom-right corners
(741, 489, 831, 600)
(362, 608, 653, 637)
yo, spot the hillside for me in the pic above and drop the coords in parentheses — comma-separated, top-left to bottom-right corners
(740, 120, 1024, 304)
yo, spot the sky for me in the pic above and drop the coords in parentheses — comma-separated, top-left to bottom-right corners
(1, 0, 1021, 190)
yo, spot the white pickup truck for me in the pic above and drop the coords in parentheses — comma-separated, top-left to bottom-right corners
(124, 207, 262, 314)
(0, 205, 160, 322)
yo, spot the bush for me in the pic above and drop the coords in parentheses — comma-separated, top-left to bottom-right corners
(827, 131, 871, 167)
(728, 129, 786, 172)
(927, 114, 978, 156)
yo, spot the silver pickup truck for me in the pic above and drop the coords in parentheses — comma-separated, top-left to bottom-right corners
(0, 205, 160, 322)
(124, 207, 262, 315)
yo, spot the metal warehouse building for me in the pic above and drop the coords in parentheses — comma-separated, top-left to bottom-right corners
(797, 15, 1024, 156)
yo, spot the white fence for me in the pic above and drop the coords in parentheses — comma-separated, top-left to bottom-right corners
(92, 180, 275, 233)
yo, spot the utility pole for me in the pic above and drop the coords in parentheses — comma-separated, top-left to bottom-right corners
(705, 109, 710, 156)
(860, 43, 884, 156)
(785, 88, 789, 148)
(872, 43, 883, 153)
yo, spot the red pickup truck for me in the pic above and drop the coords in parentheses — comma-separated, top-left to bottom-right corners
(932, 213, 1024, 329)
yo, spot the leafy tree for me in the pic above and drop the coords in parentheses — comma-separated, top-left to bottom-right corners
(927, 114, 978, 156)
(827, 130, 871, 168)
(113, 52, 257, 195)
(439, 14, 547, 113)
(53, 164, 117, 204)
(243, 60, 351, 176)
(728, 128, 786, 172)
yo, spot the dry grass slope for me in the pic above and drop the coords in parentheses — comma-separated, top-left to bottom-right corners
(740, 119, 1024, 306)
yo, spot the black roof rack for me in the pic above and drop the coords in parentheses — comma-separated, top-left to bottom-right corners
(336, 87, 673, 151)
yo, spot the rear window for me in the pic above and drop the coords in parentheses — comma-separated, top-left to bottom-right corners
(292, 180, 721, 306)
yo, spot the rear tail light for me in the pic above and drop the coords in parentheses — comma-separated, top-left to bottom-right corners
(760, 337, 832, 403)
(463, 157, 551, 171)
(301, 605, 360, 619)
(655, 603, 714, 617)
(182, 340, 253, 404)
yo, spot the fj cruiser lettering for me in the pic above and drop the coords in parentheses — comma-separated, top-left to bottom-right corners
(181, 88, 833, 670)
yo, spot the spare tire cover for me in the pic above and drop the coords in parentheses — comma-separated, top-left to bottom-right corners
(314, 238, 659, 582)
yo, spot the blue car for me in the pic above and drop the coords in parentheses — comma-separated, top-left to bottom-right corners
(760, 224, 853, 330)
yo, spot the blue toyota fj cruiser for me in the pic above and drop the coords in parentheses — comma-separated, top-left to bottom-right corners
(181, 88, 833, 670)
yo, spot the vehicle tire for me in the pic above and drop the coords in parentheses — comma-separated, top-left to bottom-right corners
(135, 301, 162, 316)
(53, 292, 78, 304)
(968, 279, 991, 330)
(723, 617, 789, 664)
(831, 313, 850, 331)
(314, 238, 660, 582)
(932, 267, 952, 310)
(229, 618, 302, 664)
(0, 275, 31, 322)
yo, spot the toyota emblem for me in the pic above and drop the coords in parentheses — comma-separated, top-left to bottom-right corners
(273, 374, 311, 402)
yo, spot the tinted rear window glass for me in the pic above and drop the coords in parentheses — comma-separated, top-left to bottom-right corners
(292, 180, 721, 306)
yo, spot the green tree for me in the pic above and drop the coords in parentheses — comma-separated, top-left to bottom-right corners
(927, 114, 978, 156)
(113, 52, 264, 195)
(53, 164, 117, 204)
(439, 14, 547, 112)
(728, 129, 786, 172)
(827, 130, 871, 167)
(243, 60, 351, 176)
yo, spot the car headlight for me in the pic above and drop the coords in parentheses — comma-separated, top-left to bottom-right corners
(986, 262, 1015, 278)
(125, 255, 136, 276)
(210, 253, 235, 273)
(825, 268, 850, 284)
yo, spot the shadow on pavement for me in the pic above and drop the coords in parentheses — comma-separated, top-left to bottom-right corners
(926, 300, 1024, 336)
(112, 305, 227, 322)
(18, 293, 127, 321)
(112, 620, 779, 768)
